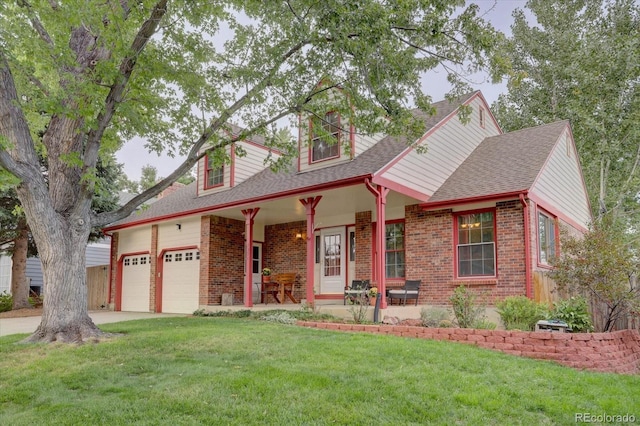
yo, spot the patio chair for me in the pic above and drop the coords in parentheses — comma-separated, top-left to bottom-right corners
(344, 279, 370, 305)
(387, 280, 421, 306)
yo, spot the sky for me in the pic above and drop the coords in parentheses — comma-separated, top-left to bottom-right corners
(116, 1, 530, 182)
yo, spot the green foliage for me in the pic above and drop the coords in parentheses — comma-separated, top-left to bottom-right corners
(0, 292, 12, 313)
(496, 296, 549, 331)
(192, 309, 251, 318)
(550, 220, 640, 332)
(420, 306, 452, 328)
(493, 0, 640, 223)
(449, 285, 487, 328)
(551, 297, 594, 333)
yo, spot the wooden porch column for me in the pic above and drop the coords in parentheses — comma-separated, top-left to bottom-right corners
(300, 196, 322, 305)
(242, 208, 259, 307)
(365, 180, 389, 309)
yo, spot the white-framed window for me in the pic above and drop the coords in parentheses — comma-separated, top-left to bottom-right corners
(385, 222, 405, 278)
(206, 154, 224, 188)
(455, 210, 496, 277)
(311, 111, 340, 162)
(538, 212, 557, 265)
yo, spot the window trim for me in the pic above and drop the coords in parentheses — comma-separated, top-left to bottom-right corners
(309, 111, 341, 164)
(479, 106, 486, 128)
(453, 208, 497, 279)
(537, 208, 558, 268)
(384, 219, 406, 280)
(204, 153, 224, 189)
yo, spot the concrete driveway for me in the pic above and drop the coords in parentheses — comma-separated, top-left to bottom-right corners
(0, 311, 184, 337)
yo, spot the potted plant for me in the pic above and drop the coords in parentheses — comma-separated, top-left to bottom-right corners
(262, 268, 272, 283)
(369, 287, 378, 306)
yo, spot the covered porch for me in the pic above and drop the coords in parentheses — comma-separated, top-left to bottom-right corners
(198, 179, 425, 311)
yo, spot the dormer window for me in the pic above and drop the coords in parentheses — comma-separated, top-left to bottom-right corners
(205, 155, 223, 188)
(311, 111, 340, 162)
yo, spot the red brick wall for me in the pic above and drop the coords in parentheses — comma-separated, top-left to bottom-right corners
(405, 202, 527, 305)
(299, 322, 640, 374)
(355, 211, 372, 280)
(200, 215, 245, 305)
(264, 221, 306, 301)
(108, 232, 119, 306)
(199, 216, 212, 306)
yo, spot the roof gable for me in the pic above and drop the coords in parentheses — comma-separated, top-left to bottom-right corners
(426, 120, 571, 204)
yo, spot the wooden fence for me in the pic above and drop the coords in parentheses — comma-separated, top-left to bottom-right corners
(86, 265, 109, 310)
(533, 270, 639, 331)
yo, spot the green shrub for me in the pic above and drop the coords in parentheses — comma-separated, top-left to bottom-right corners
(496, 296, 549, 331)
(420, 307, 451, 327)
(0, 292, 12, 313)
(551, 296, 594, 333)
(472, 319, 497, 330)
(449, 285, 487, 328)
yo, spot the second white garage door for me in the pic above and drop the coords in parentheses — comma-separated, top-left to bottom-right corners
(162, 249, 200, 314)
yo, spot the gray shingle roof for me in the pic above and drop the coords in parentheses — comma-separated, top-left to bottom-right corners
(426, 120, 569, 204)
(107, 92, 477, 228)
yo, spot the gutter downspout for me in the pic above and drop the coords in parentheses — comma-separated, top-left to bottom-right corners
(519, 193, 533, 299)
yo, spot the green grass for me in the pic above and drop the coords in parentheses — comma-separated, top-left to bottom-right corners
(0, 317, 638, 425)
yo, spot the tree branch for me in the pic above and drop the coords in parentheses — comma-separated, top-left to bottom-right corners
(17, 0, 55, 47)
(93, 38, 311, 227)
(392, 33, 461, 64)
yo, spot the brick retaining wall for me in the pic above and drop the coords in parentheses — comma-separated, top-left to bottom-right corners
(298, 321, 640, 374)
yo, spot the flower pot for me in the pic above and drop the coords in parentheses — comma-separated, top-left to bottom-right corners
(262, 276, 271, 283)
(369, 297, 376, 306)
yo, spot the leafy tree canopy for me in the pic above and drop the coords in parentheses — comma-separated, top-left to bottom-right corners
(492, 0, 640, 224)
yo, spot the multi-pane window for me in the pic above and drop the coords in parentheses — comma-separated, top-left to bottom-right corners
(175, 253, 183, 262)
(538, 212, 557, 264)
(385, 222, 405, 278)
(323, 234, 341, 277)
(311, 112, 340, 162)
(206, 155, 224, 188)
(140, 256, 147, 265)
(456, 211, 495, 277)
(165, 253, 172, 262)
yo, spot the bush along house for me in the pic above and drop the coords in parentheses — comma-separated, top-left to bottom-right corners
(103, 91, 592, 314)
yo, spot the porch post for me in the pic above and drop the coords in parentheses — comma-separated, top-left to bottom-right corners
(241, 208, 259, 307)
(300, 196, 322, 305)
(365, 180, 389, 309)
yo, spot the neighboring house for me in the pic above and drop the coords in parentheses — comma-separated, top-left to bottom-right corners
(0, 241, 111, 296)
(103, 91, 592, 314)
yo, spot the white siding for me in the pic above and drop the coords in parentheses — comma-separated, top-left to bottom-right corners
(161, 249, 200, 314)
(233, 141, 276, 185)
(157, 217, 201, 250)
(379, 96, 501, 197)
(117, 227, 151, 256)
(530, 130, 592, 228)
(298, 123, 352, 173)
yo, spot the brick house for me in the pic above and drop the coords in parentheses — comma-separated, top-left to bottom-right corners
(103, 91, 592, 313)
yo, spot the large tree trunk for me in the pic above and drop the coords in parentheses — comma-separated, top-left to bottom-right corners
(21, 211, 111, 343)
(10, 220, 32, 310)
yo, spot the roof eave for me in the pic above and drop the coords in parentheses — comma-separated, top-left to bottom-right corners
(420, 190, 529, 211)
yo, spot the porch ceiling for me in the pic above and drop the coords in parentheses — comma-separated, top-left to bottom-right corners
(210, 184, 421, 226)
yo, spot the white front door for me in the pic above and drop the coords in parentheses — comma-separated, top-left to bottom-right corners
(319, 227, 346, 294)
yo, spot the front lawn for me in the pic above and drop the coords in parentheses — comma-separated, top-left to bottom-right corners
(0, 317, 638, 425)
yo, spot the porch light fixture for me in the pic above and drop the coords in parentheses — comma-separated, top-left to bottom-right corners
(295, 232, 303, 240)
(176, 223, 182, 231)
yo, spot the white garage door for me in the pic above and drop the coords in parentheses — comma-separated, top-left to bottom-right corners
(121, 255, 150, 312)
(162, 249, 200, 314)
